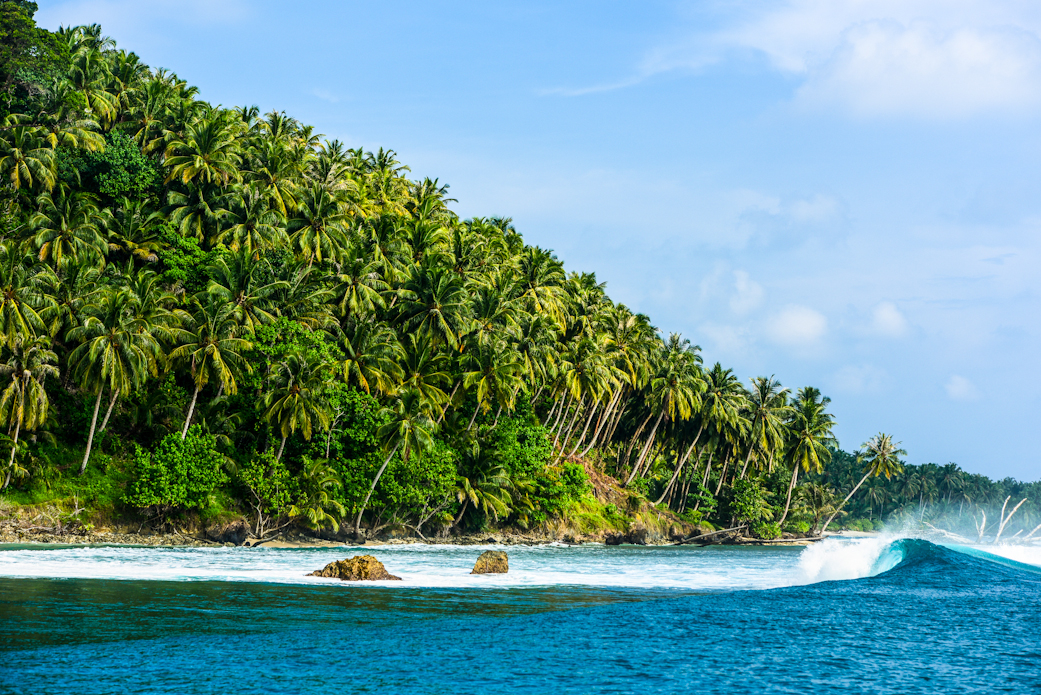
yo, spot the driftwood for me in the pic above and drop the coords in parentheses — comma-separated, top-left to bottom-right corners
(995, 497, 1028, 543)
(674, 525, 747, 545)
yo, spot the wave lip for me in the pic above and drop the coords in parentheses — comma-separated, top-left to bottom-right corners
(794, 536, 910, 585)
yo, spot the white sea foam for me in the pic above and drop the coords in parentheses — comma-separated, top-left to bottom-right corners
(964, 543, 1041, 568)
(0, 539, 907, 590)
(794, 536, 905, 584)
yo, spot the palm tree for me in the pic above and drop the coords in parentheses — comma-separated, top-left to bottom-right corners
(205, 249, 286, 334)
(0, 247, 51, 349)
(0, 338, 58, 488)
(395, 262, 469, 349)
(164, 112, 242, 186)
(213, 186, 287, 257)
(68, 288, 161, 474)
(30, 190, 108, 268)
(168, 296, 252, 439)
(287, 182, 349, 264)
(0, 126, 57, 192)
(777, 387, 837, 525)
(340, 319, 402, 395)
(821, 433, 906, 533)
(352, 388, 436, 538)
(261, 351, 332, 461)
(739, 376, 792, 478)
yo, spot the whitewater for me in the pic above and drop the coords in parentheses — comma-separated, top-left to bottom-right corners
(0, 536, 935, 588)
(2, 537, 1040, 694)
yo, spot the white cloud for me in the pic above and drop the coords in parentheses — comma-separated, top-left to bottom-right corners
(729, 270, 764, 315)
(766, 305, 827, 345)
(870, 301, 907, 337)
(945, 374, 979, 401)
(795, 20, 1041, 118)
(569, 1, 1041, 118)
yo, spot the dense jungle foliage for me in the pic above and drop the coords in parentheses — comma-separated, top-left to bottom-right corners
(0, 5, 1037, 541)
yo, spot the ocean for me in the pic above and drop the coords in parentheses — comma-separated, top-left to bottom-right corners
(1, 538, 1039, 693)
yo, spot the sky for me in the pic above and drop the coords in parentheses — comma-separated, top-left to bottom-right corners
(35, 0, 1041, 479)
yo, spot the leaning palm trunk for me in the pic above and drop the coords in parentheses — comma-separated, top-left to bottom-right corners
(353, 443, 400, 538)
(79, 389, 104, 475)
(655, 422, 706, 505)
(3, 418, 20, 489)
(821, 470, 872, 534)
(777, 464, 801, 526)
(693, 448, 715, 512)
(181, 384, 201, 440)
(714, 453, 730, 496)
(99, 388, 120, 433)
(619, 410, 653, 474)
(566, 398, 601, 458)
(275, 435, 288, 462)
(556, 396, 584, 451)
(627, 410, 665, 486)
(580, 389, 621, 458)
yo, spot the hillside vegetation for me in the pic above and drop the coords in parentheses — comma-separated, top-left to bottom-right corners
(0, 5, 1036, 544)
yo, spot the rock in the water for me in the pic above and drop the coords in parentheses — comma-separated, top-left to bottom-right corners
(307, 555, 401, 581)
(604, 532, 624, 546)
(205, 519, 250, 546)
(471, 550, 509, 574)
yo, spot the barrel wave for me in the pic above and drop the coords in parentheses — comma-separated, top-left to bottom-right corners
(1, 539, 1038, 693)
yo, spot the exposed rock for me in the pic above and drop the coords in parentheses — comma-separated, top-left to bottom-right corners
(626, 527, 650, 545)
(471, 550, 509, 574)
(605, 532, 625, 545)
(307, 555, 401, 581)
(205, 519, 250, 546)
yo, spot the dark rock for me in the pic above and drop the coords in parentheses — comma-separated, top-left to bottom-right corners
(307, 555, 402, 581)
(605, 532, 625, 545)
(626, 527, 650, 545)
(205, 519, 250, 546)
(471, 550, 509, 574)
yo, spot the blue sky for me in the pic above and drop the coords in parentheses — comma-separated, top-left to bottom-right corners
(37, 1, 1041, 479)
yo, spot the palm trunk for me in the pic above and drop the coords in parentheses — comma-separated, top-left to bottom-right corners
(451, 498, 469, 528)
(354, 443, 400, 538)
(437, 381, 461, 424)
(580, 388, 620, 458)
(620, 410, 653, 476)
(467, 401, 482, 430)
(551, 392, 573, 442)
(79, 389, 104, 475)
(275, 435, 287, 462)
(777, 464, 800, 526)
(821, 470, 872, 534)
(99, 388, 120, 433)
(567, 398, 600, 457)
(4, 418, 20, 489)
(693, 448, 715, 512)
(627, 410, 665, 486)
(556, 396, 584, 451)
(714, 452, 730, 496)
(655, 423, 704, 505)
(181, 384, 201, 440)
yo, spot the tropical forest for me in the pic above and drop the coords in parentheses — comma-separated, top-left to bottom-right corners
(0, 4, 1038, 545)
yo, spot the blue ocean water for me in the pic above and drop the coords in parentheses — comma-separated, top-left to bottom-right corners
(1, 539, 1039, 694)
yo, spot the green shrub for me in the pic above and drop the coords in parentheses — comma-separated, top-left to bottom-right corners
(124, 427, 227, 516)
(751, 521, 781, 540)
(786, 520, 811, 534)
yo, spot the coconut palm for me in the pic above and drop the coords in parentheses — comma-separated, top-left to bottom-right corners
(261, 351, 333, 461)
(821, 433, 906, 533)
(0, 338, 58, 488)
(739, 376, 792, 478)
(340, 319, 402, 395)
(30, 190, 108, 268)
(287, 182, 349, 264)
(352, 388, 436, 538)
(0, 126, 57, 192)
(0, 247, 51, 349)
(205, 249, 286, 334)
(168, 296, 252, 439)
(68, 288, 161, 474)
(164, 111, 242, 186)
(777, 387, 837, 525)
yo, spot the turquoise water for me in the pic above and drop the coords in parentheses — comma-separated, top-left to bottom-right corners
(1, 538, 1039, 693)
